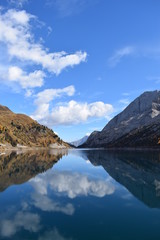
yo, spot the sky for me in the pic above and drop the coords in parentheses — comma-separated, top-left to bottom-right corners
(0, 0, 160, 142)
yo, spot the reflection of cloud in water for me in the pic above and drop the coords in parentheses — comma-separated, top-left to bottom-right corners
(30, 170, 115, 199)
(0, 211, 40, 237)
(32, 193, 74, 215)
(39, 228, 73, 240)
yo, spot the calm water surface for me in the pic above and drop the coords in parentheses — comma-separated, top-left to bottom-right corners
(0, 149, 160, 240)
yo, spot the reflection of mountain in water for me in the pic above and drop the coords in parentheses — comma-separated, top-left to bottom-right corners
(0, 149, 68, 192)
(77, 150, 160, 208)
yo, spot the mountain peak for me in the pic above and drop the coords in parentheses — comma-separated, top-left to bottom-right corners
(70, 134, 90, 147)
(0, 104, 69, 148)
(84, 90, 160, 148)
(0, 105, 12, 112)
(125, 90, 160, 114)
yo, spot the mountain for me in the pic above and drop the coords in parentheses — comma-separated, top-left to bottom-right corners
(0, 104, 69, 148)
(70, 134, 90, 147)
(82, 90, 160, 148)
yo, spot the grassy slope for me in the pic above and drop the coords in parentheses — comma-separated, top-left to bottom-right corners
(0, 105, 69, 147)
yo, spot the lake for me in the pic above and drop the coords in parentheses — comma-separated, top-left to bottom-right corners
(0, 149, 160, 240)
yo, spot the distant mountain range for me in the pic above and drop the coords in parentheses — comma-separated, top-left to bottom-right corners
(81, 90, 160, 148)
(70, 134, 90, 147)
(0, 105, 69, 148)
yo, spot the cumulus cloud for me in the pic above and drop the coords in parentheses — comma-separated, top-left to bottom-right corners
(108, 46, 135, 67)
(8, 66, 45, 89)
(35, 85, 75, 105)
(46, 100, 113, 125)
(31, 85, 76, 121)
(31, 86, 114, 126)
(0, 8, 87, 74)
(30, 170, 115, 199)
(0, 211, 40, 237)
(0, 8, 87, 93)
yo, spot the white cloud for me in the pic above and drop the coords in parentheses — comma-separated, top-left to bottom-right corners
(0, 9, 87, 74)
(8, 66, 45, 89)
(30, 170, 115, 199)
(46, 101, 113, 125)
(108, 46, 135, 67)
(35, 85, 75, 105)
(0, 211, 40, 237)
(31, 87, 114, 126)
(0, 8, 87, 93)
(31, 85, 76, 121)
(5, 8, 31, 24)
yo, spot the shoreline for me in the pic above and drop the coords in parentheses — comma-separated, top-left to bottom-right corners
(77, 146, 160, 152)
(0, 145, 72, 154)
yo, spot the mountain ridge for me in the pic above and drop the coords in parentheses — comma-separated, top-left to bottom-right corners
(0, 104, 69, 149)
(70, 134, 90, 147)
(82, 90, 160, 148)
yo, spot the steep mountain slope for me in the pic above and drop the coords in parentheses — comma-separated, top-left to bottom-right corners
(70, 134, 90, 147)
(107, 122, 160, 147)
(0, 105, 69, 148)
(83, 90, 160, 148)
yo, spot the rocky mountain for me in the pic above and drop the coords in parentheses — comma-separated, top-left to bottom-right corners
(82, 90, 160, 148)
(70, 134, 90, 147)
(0, 105, 69, 148)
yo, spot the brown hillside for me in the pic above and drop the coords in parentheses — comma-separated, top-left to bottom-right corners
(0, 104, 69, 148)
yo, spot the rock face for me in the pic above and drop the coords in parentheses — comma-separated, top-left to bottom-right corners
(0, 104, 69, 148)
(83, 90, 160, 148)
(70, 134, 90, 147)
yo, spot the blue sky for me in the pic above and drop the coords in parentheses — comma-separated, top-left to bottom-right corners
(0, 0, 160, 142)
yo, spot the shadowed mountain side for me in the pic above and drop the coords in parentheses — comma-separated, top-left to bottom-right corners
(101, 123, 160, 148)
(83, 91, 160, 148)
(0, 149, 68, 192)
(76, 150, 160, 208)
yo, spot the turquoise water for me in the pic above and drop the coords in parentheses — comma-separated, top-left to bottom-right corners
(0, 149, 160, 240)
